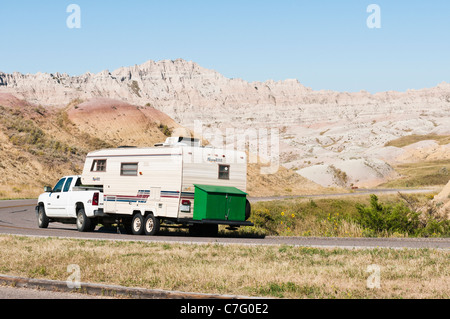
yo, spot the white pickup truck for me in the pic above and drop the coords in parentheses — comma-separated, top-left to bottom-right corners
(36, 175, 108, 232)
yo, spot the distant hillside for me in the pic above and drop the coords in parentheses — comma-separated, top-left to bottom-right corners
(66, 98, 184, 148)
(0, 93, 329, 199)
(1, 59, 449, 188)
(0, 93, 179, 198)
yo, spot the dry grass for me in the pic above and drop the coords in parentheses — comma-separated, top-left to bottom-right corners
(0, 235, 448, 299)
(385, 134, 450, 148)
(0, 183, 43, 200)
(0, 97, 180, 200)
(246, 163, 334, 198)
(381, 160, 450, 188)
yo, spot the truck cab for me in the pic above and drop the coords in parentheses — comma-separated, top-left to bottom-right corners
(36, 175, 105, 231)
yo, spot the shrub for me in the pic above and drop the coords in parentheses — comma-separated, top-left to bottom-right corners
(356, 195, 421, 235)
(130, 80, 142, 97)
(158, 124, 172, 137)
(355, 194, 449, 237)
(249, 208, 277, 235)
(419, 219, 450, 237)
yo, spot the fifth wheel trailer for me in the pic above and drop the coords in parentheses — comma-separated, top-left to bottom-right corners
(80, 137, 253, 236)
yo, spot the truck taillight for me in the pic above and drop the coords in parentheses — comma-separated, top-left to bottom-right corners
(181, 200, 191, 206)
(92, 193, 99, 206)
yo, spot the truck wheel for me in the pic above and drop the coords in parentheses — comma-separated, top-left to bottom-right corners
(131, 213, 145, 235)
(144, 214, 160, 236)
(77, 208, 93, 232)
(37, 206, 49, 229)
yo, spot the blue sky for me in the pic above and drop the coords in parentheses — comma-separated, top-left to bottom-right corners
(1, 0, 449, 93)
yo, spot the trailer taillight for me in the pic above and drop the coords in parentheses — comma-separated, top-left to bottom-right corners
(92, 193, 99, 206)
(180, 200, 191, 213)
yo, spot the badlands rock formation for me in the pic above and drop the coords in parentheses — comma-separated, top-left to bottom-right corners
(433, 180, 450, 218)
(1, 59, 449, 187)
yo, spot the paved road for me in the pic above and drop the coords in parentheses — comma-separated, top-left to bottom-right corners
(0, 199, 449, 250)
(0, 285, 107, 299)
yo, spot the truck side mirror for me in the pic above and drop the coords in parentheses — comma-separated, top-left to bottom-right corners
(44, 186, 53, 193)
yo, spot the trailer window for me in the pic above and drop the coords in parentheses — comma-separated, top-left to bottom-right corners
(121, 163, 138, 176)
(218, 165, 230, 180)
(91, 159, 107, 172)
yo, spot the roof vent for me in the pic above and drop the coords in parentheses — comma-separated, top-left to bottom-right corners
(155, 137, 201, 147)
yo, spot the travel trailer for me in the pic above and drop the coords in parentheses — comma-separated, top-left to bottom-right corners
(36, 137, 253, 236)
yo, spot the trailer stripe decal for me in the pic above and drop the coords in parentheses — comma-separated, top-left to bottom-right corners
(105, 190, 195, 202)
(86, 154, 182, 158)
(105, 190, 151, 203)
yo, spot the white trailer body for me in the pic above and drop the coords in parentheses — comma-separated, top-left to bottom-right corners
(81, 145, 248, 224)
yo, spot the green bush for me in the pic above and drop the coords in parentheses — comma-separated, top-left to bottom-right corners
(158, 124, 172, 137)
(420, 219, 450, 237)
(356, 195, 421, 234)
(355, 195, 449, 237)
(250, 208, 277, 235)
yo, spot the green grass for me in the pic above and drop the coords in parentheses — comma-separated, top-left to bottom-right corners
(249, 196, 372, 237)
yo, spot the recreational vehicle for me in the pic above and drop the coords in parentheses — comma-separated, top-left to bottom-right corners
(36, 137, 253, 236)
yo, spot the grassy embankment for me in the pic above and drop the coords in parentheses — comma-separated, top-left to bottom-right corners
(0, 104, 111, 199)
(0, 235, 448, 299)
(245, 193, 449, 238)
(382, 134, 450, 188)
(381, 160, 450, 188)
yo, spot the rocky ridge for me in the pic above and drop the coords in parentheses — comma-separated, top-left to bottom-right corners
(1, 59, 449, 187)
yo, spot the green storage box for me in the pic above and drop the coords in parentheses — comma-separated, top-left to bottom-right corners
(193, 184, 248, 222)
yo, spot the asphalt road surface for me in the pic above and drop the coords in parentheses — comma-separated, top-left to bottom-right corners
(0, 285, 107, 299)
(0, 198, 449, 250)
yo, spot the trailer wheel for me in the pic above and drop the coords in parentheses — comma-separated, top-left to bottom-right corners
(144, 214, 160, 236)
(131, 213, 145, 235)
(37, 206, 49, 229)
(77, 208, 94, 232)
(245, 199, 251, 221)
